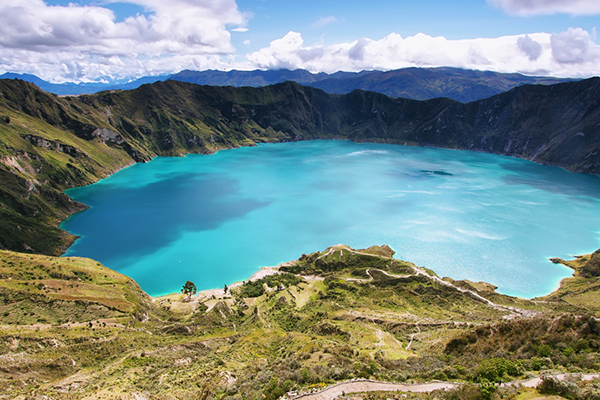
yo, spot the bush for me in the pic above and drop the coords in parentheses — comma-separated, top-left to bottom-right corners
(538, 344, 552, 357)
(444, 383, 496, 400)
(538, 375, 583, 399)
(476, 358, 522, 383)
(538, 375, 600, 400)
(237, 280, 264, 298)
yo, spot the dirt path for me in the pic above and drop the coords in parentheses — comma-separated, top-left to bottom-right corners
(516, 373, 600, 388)
(338, 244, 539, 319)
(287, 374, 600, 400)
(287, 380, 460, 400)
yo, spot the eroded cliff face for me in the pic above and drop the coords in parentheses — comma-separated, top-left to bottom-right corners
(1, 77, 600, 254)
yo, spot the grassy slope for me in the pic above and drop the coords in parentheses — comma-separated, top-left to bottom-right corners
(0, 250, 161, 325)
(0, 245, 598, 399)
(0, 80, 137, 254)
(538, 251, 600, 314)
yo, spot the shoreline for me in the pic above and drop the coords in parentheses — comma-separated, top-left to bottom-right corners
(153, 262, 291, 303)
(152, 250, 584, 304)
(54, 141, 596, 303)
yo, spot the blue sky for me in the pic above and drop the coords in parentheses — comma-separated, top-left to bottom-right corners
(1, 0, 599, 82)
(234, 0, 597, 46)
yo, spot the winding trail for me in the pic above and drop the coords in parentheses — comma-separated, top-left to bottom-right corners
(337, 244, 539, 319)
(287, 380, 459, 400)
(286, 374, 600, 400)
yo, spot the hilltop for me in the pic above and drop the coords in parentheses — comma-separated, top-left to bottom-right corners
(1, 244, 599, 399)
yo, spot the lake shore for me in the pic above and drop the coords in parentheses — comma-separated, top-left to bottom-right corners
(152, 261, 294, 312)
(152, 247, 589, 317)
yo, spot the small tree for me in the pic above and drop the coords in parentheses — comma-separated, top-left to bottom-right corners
(224, 284, 228, 294)
(181, 280, 197, 300)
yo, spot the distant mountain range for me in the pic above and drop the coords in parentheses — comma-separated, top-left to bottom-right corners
(1, 67, 574, 102)
(0, 72, 170, 96)
(171, 67, 574, 103)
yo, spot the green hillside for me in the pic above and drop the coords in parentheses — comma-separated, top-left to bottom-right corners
(1, 245, 598, 399)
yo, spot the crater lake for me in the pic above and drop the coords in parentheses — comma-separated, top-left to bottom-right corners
(61, 141, 600, 298)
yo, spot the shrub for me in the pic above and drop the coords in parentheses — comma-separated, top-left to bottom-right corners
(237, 280, 264, 298)
(538, 344, 552, 357)
(538, 375, 581, 399)
(476, 358, 521, 383)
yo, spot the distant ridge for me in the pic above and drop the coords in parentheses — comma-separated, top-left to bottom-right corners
(170, 67, 573, 103)
(0, 72, 170, 95)
(1, 67, 572, 101)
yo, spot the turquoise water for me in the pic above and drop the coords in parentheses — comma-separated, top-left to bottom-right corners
(61, 141, 600, 298)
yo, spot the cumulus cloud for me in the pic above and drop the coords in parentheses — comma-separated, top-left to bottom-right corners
(551, 27, 600, 64)
(2, 1, 600, 83)
(488, 0, 600, 16)
(348, 38, 370, 61)
(0, 0, 247, 82)
(246, 29, 600, 78)
(517, 35, 543, 60)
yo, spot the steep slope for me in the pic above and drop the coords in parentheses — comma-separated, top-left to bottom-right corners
(83, 78, 600, 175)
(1, 78, 600, 255)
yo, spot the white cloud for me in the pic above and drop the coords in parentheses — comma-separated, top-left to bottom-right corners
(2, 1, 600, 83)
(309, 16, 337, 29)
(0, 0, 247, 82)
(245, 29, 600, 78)
(551, 27, 600, 63)
(517, 35, 542, 60)
(488, 0, 600, 16)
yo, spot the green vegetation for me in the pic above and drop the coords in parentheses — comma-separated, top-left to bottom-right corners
(0, 250, 163, 326)
(1, 244, 599, 399)
(181, 280, 197, 299)
(234, 273, 304, 298)
(538, 375, 600, 399)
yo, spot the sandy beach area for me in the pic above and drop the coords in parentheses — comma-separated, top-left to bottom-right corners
(195, 264, 284, 301)
(153, 261, 294, 312)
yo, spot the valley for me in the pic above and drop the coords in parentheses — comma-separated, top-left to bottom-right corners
(1, 77, 600, 256)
